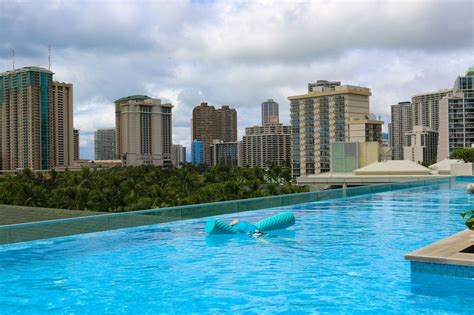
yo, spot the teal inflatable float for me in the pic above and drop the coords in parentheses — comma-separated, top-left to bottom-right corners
(205, 211, 295, 235)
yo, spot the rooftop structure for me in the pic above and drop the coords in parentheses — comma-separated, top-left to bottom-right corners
(429, 159, 465, 175)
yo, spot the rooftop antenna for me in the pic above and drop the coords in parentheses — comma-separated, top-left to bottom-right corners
(12, 49, 15, 70)
(48, 45, 51, 70)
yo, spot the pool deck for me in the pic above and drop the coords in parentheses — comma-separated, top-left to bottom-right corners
(405, 229, 474, 267)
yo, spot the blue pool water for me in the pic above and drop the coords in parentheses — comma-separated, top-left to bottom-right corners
(1, 181, 473, 313)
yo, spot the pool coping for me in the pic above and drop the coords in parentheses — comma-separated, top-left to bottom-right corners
(405, 229, 474, 267)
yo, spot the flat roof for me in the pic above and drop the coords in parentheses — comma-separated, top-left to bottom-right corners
(115, 95, 151, 103)
(354, 160, 430, 175)
(288, 85, 371, 100)
(1, 66, 54, 76)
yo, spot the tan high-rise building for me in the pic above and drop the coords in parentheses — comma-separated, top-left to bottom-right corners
(216, 105, 237, 142)
(192, 102, 237, 165)
(0, 66, 74, 170)
(241, 123, 291, 168)
(115, 95, 172, 166)
(288, 84, 371, 177)
(53, 82, 75, 166)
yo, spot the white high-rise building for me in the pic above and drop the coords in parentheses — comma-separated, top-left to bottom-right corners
(403, 126, 438, 164)
(438, 67, 474, 160)
(171, 144, 186, 167)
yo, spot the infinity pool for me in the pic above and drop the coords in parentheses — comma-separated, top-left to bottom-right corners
(1, 180, 473, 313)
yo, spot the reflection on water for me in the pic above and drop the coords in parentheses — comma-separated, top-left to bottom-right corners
(411, 270, 474, 297)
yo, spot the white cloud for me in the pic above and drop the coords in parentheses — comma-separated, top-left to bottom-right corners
(1, 0, 472, 159)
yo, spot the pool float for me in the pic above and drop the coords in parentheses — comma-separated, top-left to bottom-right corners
(205, 211, 295, 235)
(467, 183, 474, 194)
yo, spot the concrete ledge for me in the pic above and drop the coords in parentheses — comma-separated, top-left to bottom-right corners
(405, 230, 474, 267)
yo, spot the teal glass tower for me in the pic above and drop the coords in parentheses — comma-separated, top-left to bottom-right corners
(0, 67, 55, 170)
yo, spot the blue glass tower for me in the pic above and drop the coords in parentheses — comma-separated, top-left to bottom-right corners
(191, 139, 203, 165)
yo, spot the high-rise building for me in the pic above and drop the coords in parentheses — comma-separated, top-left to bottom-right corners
(94, 128, 116, 160)
(191, 102, 237, 164)
(412, 89, 451, 132)
(171, 144, 186, 167)
(115, 95, 172, 166)
(216, 105, 237, 143)
(403, 126, 438, 164)
(347, 114, 383, 143)
(53, 81, 74, 167)
(73, 129, 80, 161)
(390, 101, 412, 160)
(261, 99, 279, 125)
(289, 84, 371, 177)
(191, 139, 203, 165)
(241, 123, 291, 168)
(438, 67, 474, 160)
(210, 140, 238, 166)
(0, 66, 74, 170)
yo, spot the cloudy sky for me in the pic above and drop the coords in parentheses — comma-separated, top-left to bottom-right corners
(1, 0, 473, 159)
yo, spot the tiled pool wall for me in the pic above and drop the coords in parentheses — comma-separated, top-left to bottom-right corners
(0, 176, 458, 245)
(411, 261, 474, 279)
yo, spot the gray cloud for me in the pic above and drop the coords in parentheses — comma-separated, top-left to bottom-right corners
(0, 0, 472, 159)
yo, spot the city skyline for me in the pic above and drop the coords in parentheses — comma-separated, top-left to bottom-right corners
(1, 0, 472, 159)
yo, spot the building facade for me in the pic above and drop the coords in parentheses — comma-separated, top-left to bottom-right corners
(331, 142, 380, 173)
(412, 89, 451, 132)
(191, 102, 237, 165)
(73, 129, 80, 161)
(210, 140, 238, 166)
(241, 123, 291, 168)
(261, 99, 279, 125)
(0, 66, 74, 170)
(403, 125, 438, 164)
(347, 114, 383, 143)
(289, 84, 372, 177)
(390, 101, 412, 160)
(171, 144, 186, 167)
(94, 128, 116, 160)
(438, 67, 474, 160)
(115, 95, 172, 166)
